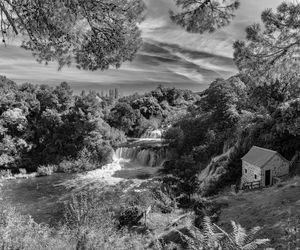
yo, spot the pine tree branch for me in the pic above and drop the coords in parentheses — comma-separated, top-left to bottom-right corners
(0, 1, 18, 35)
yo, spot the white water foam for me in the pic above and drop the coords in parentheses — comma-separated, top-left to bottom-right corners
(141, 129, 163, 139)
(61, 133, 168, 190)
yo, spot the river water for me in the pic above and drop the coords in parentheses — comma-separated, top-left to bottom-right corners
(0, 133, 168, 225)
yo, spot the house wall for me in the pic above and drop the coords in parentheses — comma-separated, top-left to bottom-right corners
(261, 154, 289, 187)
(241, 161, 261, 187)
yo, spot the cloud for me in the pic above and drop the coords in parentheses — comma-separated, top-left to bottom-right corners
(0, 0, 285, 94)
(140, 0, 286, 58)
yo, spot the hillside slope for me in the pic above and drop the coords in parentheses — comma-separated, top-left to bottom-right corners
(216, 177, 300, 249)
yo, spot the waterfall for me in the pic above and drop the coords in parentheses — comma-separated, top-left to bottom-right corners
(115, 146, 167, 167)
(141, 129, 163, 139)
(96, 128, 170, 181)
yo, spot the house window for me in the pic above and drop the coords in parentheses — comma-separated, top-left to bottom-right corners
(245, 169, 247, 174)
(254, 174, 257, 179)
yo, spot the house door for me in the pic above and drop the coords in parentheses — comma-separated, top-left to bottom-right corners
(265, 170, 271, 186)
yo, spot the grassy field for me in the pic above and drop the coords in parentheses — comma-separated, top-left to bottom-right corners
(216, 177, 300, 249)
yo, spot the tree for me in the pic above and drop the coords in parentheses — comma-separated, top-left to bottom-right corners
(108, 102, 139, 134)
(250, 78, 300, 110)
(234, 2, 300, 84)
(274, 99, 300, 137)
(0, 0, 146, 70)
(170, 0, 240, 33)
(0, 0, 244, 72)
(131, 96, 162, 119)
(53, 82, 74, 112)
(201, 78, 241, 131)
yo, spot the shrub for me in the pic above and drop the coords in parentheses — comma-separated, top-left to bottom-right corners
(193, 199, 226, 229)
(73, 158, 97, 172)
(0, 205, 71, 250)
(37, 165, 56, 177)
(58, 160, 74, 173)
(63, 191, 153, 250)
(176, 195, 193, 209)
(117, 206, 143, 228)
(58, 159, 96, 173)
(0, 169, 12, 178)
(19, 168, 27, 175)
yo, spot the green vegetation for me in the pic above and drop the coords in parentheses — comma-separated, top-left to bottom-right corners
(0, 77, 126, 173)
(36, 165, 57, 177)
(107, 85, 199, 137)
(170, 0, 240, 34)
(0, 0, 241, 71)
(0, 181, 275, 250)
(162, 1, 300, 198)
(0, 1, 146, 70)
(0, 76, 199, 174)
(0, 1, 299, 249)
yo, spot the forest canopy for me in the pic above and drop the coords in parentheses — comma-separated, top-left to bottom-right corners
(0, 76, 126, 172)
(0, 77, 198, 173)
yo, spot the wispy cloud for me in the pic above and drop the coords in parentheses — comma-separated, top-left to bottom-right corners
(0, 0, 285, 93)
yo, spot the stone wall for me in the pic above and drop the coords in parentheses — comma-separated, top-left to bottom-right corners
(262, 154, 289, 186)
(241, 161, 261, 186)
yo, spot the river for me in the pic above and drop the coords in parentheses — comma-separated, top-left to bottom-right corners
(0, 132, 168, 226)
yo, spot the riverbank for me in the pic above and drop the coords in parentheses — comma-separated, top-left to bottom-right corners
(0, 171, 37, 181)
(0, 161, 164, 226)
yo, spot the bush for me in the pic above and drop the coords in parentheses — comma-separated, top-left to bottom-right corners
(37, 165, 56, 177)
(0, 169, 12, 178)
(117, 206, 143, 228)
(58, 160, 74, 173)
(57, 146, 112, 174)
(63, 191, 152, 249)
(176, 195, 194, 209)
(0, 203, 152, 250)
(58, 159, 97, 173)
(193, 199, 225, 229)
(0, 205, 70, 250)
(19, 168, 27, 175)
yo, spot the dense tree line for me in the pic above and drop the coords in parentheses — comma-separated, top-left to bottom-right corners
(107, 86, 199, 137)
(0, 76, 126, 172)
(163, 2, 300, 197)
(0, 77, 200, 173)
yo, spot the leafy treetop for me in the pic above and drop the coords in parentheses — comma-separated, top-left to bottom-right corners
(0, 0, 146, 70)
(0, 0, 243, 70)
(170, 0, 240, 33)
(234, 2, 300, 84)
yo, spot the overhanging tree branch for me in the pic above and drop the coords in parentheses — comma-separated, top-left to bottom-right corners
(0, 1, 18, 35)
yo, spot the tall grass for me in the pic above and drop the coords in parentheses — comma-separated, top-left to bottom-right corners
(0, 190, 275, 250)
(0, 195, 154, 250)
(0, 205, 71, 250)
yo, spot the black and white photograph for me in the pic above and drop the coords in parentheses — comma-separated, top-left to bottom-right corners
(0, 0, 299, 249)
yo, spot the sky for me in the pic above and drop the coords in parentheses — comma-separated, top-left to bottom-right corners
(0, 0, 284, 94)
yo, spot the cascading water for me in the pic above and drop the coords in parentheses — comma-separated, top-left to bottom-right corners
(141, 129, 163, 139)
(88, 128, 169, 182)
(0, 129, 170, 227)
(112, 128, 168, 167)
(115, 146, 167, 167)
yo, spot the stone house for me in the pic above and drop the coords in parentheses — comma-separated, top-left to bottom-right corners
(241, 146, 289, 188)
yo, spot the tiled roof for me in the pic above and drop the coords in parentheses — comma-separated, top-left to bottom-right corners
(242, 146, 277, 168)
